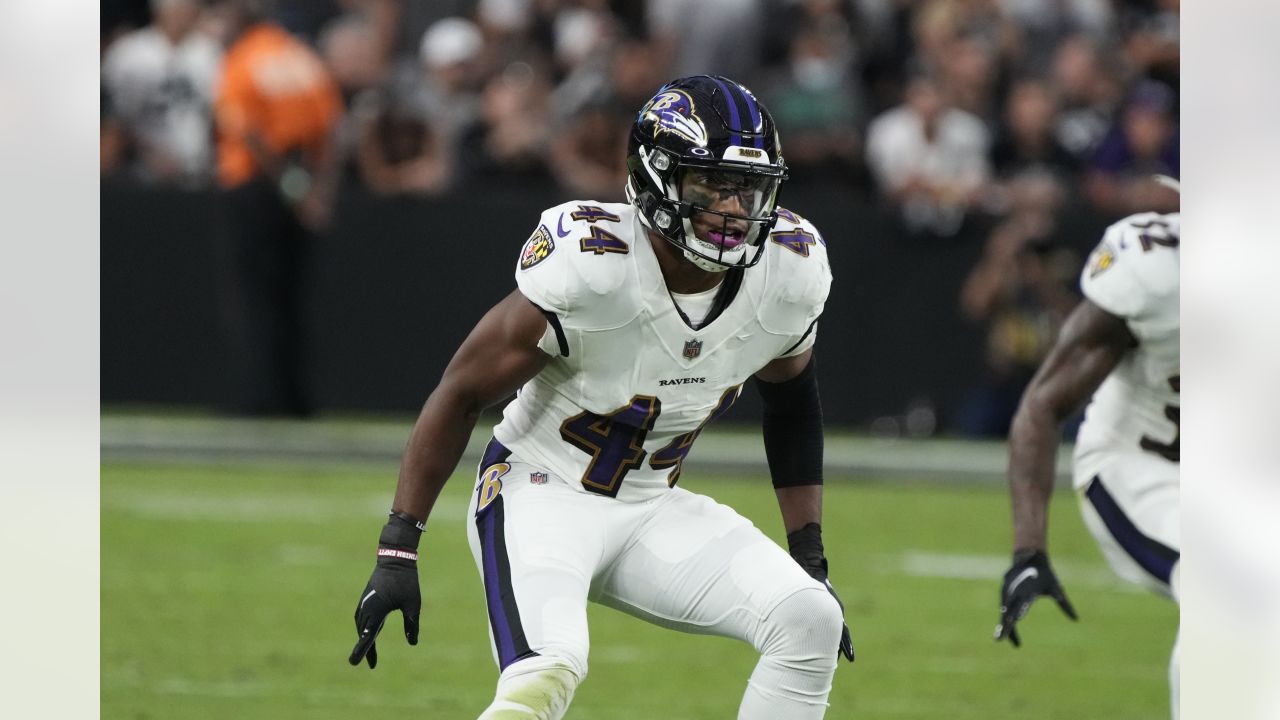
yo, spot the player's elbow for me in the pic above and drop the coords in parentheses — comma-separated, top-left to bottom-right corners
(1011, 384, 1069, 438)
(426, 376, 486, 424)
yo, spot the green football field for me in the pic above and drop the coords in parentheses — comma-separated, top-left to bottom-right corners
(102, 460, 1177, 719)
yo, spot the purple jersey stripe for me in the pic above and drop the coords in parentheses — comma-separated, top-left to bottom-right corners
(711, 76, 745, 147)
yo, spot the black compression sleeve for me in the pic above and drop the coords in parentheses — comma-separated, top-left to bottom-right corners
(755, 356, 824, 488)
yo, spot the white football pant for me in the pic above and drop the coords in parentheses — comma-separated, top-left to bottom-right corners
(466, 441, 844, 719)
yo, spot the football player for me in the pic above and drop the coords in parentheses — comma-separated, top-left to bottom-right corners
(994, 178, 1180, 717)
(348, 75, 854, 719)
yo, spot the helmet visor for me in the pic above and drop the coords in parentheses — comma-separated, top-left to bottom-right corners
(678, 167, 781, 221)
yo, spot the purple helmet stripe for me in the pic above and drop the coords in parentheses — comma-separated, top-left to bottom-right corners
(710, 76, 744, 147)
(740, 86, 765, 149)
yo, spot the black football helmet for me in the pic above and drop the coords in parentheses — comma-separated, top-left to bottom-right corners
(625, 75, 788, 272)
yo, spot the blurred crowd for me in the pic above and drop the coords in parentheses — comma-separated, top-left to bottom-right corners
(101, 0, 1178, 430)
(102, 0, 1178, 220)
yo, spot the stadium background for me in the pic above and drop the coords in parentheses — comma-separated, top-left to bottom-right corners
(100, 0, 1180, 718)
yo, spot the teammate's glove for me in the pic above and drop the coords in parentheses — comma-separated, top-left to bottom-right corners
(787, 522, 856, 663)
(348, 512, 423, 669)
(994, 548, 1078, 647)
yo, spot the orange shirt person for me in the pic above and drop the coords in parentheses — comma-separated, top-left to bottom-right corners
(215, 21, 340, 196)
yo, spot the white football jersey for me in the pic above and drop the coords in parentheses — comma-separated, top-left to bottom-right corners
(1073, 212, 1180, 487)
(493, 201, 832, 502)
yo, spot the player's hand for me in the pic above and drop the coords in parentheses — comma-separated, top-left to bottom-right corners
(994, 549, 1078, 648)
(787, 522, 856, 663)
(349, 515, 423, 669)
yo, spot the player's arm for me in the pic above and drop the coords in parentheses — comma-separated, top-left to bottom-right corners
(392, 289, 551, 519)
(995, 298, 1135, 646)
(755, 349, 854, 662)
(756, 348, 822, 532)
(1008, 299, 1134, 550)
(349, 289, 551, 669)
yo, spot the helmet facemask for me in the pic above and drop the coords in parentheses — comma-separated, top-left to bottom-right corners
(630, 145, 785, 272)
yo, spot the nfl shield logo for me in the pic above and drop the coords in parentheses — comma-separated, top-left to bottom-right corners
(683, 339, 703, 359)
(529, 472, 548, 485)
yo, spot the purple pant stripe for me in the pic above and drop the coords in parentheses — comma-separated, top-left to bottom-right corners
(479, 500, 516, 665)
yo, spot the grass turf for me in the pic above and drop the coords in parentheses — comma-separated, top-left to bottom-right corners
(102, 461, 1176, 719)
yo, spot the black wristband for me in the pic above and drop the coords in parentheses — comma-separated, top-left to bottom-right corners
(787, 522, 825, 556)
(389, 509, 426, 532)
(787, 522, 829, 579)
(379, 513, 423, 551)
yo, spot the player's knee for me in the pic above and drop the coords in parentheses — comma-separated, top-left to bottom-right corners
(758, 587, 844, 663)
(482, 655, 584, 720)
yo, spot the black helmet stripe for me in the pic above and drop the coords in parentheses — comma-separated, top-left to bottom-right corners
(709, 76, 764, 150)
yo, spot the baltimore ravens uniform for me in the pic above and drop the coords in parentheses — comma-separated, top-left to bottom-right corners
(1074, 211, 1180, 598)
(464, 200, 838, 715)
(493, 200, 829, 502)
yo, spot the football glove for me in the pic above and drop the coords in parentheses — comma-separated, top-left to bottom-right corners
(348, 513, 423, 669)
(787, 522, 856, 663)
(994, 548, 1078, 647)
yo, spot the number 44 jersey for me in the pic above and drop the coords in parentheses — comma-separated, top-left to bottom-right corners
(493, 200, 831, 503)
(1074, 211, 1180, 487)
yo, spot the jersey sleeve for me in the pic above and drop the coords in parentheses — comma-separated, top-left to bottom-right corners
(759, 209, 833, 357)
(514, 214, 570, 315)
(1080, 213, 1171, 320)
(513, 202, 641, 335)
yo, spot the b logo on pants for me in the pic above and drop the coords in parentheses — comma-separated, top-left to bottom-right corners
(476, 463, 509, 515)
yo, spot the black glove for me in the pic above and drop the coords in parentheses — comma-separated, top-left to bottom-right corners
(787, 522, 855, 663)
(348, 513, 423, 669)
(994, 548, 1078, 647)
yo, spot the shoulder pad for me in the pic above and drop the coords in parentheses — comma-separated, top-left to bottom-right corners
(514, 201, 643, 330)
(1081, 212, 1179, 319)
(757, 209, 832, 335)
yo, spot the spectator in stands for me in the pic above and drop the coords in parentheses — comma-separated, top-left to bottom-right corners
(317, 13, 392, 193)
(990, 78, 1079, 182)
(1085, 80, 1179, 217)
(358, 15, 493, 196)
(607, 39, 665, 118)
(213, 0, 342, 416)
(647, 0, 764, 85)
(402, 17, 486, 158)
(864, 73, 991, 237)
(1118, 0, 1180, 90)
(760, 19, 864, 183)
(937, 33, 1000, 123)
(546, 6, 620, 123)
(1051, 34, 1122, 161)
(1001, 0, 1115, 76)
(321, 12, 390, 105)
(101, 0, 222, 186)
(456, 60, 555, 187)
(958, 210, 1080, 436)
(546, 100, 631, 201)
